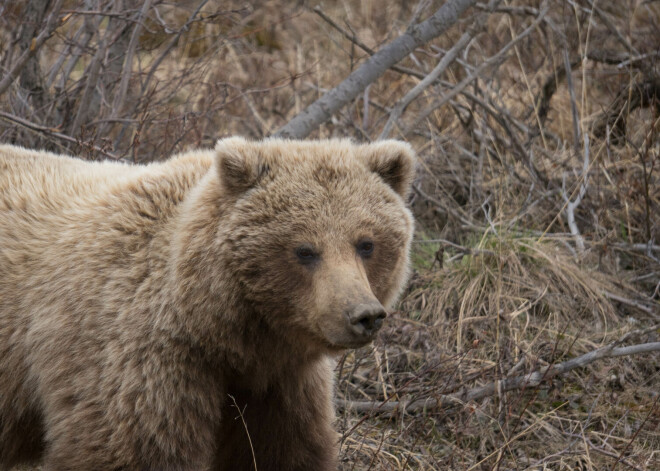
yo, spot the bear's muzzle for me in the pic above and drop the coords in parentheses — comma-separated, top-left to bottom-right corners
(345, 302, 387, 339)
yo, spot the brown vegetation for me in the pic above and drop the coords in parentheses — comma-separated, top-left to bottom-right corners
(1, 0, 658, 469)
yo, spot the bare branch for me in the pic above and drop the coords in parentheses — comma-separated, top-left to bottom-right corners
(562, 133, 589, 253)
(0, 111, 121, 160)
(311, 6, 424, 82)
(0, 0, 64, 96)
(603, 292, 658, 318)
(140, 0, 211, 97)
(274, 0, 479, 139)
(584, 0, 638, 55)
(379, 0, 502, 139)
(313, 2, 542, 145)
(107, 0, 154, 123)
(68, 34, 108, 136)
(338, 331, 660, 415)
(402, 6, 548, 136)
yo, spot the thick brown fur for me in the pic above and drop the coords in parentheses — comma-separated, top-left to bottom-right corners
(0, 137, 415, 471)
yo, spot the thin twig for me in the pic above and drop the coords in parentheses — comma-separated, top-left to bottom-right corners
(610, 394, 659, 471)
(563, 48, 581, 152)
(475, 2, 539, 16)
(228, 395, 258, 471)
(0, 111, 121, 160)
(338, 338, 660, 414)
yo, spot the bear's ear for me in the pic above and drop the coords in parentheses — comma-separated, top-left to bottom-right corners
(361, 140, 416, 199)
(215, 137, 269, 195)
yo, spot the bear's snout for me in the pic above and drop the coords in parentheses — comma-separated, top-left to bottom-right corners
(346, 302, 387, 339)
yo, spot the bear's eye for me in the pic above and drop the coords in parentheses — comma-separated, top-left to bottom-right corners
(356, 240, 375, 258)
(295, 245, 320, 264)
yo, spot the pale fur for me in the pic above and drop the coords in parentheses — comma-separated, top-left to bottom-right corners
(0, 138, 415, 470)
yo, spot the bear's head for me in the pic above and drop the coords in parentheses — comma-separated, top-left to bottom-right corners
(215, 137, 415, 352)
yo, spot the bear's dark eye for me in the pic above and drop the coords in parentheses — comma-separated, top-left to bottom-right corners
(295, 245, 320, 264)
(356, 240, 375, 258)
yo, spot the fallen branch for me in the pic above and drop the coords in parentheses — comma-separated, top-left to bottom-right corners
(338, 330, 660, 414)
(603, 292, 658, 318)
(274, 0, 479, 139)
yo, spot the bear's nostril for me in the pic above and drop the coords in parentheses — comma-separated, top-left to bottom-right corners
(348, 304, 387, 337)
(358, 316, 374, 331)
(358, 312, 384, 330)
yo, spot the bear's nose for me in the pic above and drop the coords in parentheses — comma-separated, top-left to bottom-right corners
(346, 303, 387, 338)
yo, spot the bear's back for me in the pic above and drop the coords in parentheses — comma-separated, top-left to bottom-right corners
(0, 146, 141, 282)
(0, 145, 215, 310)
(0, 145, 138, 207)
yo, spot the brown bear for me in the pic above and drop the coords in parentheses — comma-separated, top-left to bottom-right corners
(0, 137, 415, 471)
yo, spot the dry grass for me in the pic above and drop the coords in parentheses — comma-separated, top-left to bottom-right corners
(1, 0, 659, 469)
(337, 233, 658, 470)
